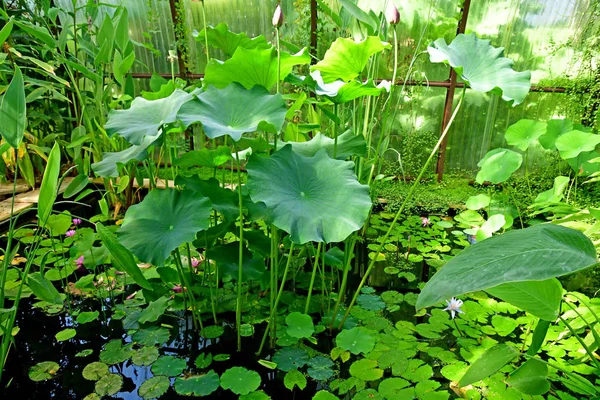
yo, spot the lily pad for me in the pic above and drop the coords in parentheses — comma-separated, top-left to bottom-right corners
(201, 325, 225, 339)
(378, 378, 411, 398)
(99, 339, 134, 365)
(29, 361, 60, 381)
(285, 312, 314, 339)
(195, 353, 213, 369)
(178, 83, 286, 141)
(133, 326, 171, 346)
(138, 296, 170, 324)
(284, 370, 307, 391)
(138, 375, 170, 399)
(247, 145, 371, 244)
(349, 359, 383, 381)
(95, 373, 123, 396)
(132, 346, 160, 366)
(174, 371, 220, 396)
(273, 347, 309, 371)
(119, 188, 212, 266)
(55, 328, 76, 341)
(335, 327, 375, 355)
(105, 89, 192, 145)
(506, 358, 550, 395)
(307, 356, 334, 381)
(428, 33, 531, 106)
(220, 367, 261, 395)
(152, 355, 187, 376)
(76, 311, 99, 324)
(82, 362, 109, 381)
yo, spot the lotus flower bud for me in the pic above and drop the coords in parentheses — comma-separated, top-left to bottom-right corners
(386, 2, 400, 25)
(272, 4, 283, 28)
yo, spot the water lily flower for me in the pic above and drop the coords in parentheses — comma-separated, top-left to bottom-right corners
(191, 257, 201, 268)
(72, 218, 82, 226)
(386, 2, 400, 25)
(75, 255, 84, 271)
(65, 229, 76, 237)
(167, 50, 178, 64)
(421, 216, 430, 227)
(172, 285, 183, 293)
(272, 4, 283, 28)
(443, 297, 464, 319)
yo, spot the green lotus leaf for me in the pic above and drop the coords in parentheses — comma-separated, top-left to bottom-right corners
(206, 242, 266, 282)
(555, 130, 600, 160)
(178, 84, 286, 141)
(304, 71, 390, 104)
(335, 327, 375, 355)
(416, 224, 597, 311)
(539, 118, 573, 150)
(505, 119, 547, 151)
(176, 176, 238, 221)
(313, 391, 339, 400)
(533, 176, 570, 204)
(476, 148, 523, 184)
(99, 339, 134, 365)
(132, 346, 160, 366)
(311, 36, 391, 83)
(284, 369, 307, 391)
(105, 89, 192, 145)
(220, 367, 261, 395)
(428, 33, 531, 106)
(152, 355, 187, 376)
(349, 359, 383, 381)
(204, 46, 310, 90)
(95, 373, 123, 397)
(240, 391, 270, 400)
(201, 325, 225, 339)
(194, 23, 269, 57)
(286, 130, 367, 160)
(82, 362, 109, 381)
(175, 371, 220, 396)
(246, 145, 371, 244)
(307, 356, 334, 381)
(566, 149, 600, 176)
(357, 294, 385, 311)
(119, 188, 212, 266)
(92, 135, 160, 178)
(138, 375, 170, 400)
(465, 194, 490, 211)
(132, 326, 171, 346)
(285, 312, 314, 338)
(354, 389, 382, 400)
(173, 146, 233, 169)
(138, 296, 169, 324)
(29, 361, 60, 382)
(378, 378, 411, 398)
(273, 347, 309, 371)
(400, 359, 433, 382)
(76, 311, 99, 324)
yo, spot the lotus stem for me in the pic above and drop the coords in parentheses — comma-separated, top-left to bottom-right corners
(233, 143, 245, 352)
(304, 242, 323, 314)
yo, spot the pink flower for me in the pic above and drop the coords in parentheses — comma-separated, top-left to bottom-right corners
(272, 4, 283, 28)
(72, 218, 82, 226)
(172, 285, 183, 293)
(386, 2, 400, 25)
(75, 255, 85, 271)
(65, 229, 76, 237)
(191, 257, 200, 268)
(421, 217, 430, 227)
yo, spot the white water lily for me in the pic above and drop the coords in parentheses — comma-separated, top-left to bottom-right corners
(443, 297, 464, 319)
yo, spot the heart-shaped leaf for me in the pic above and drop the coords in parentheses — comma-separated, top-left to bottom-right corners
(119, 188, 212, 266)
(246, 145, 371, 244)
(105, 89, 192, 145)
(178, 84, 286, 141)
(194, 23, 269, 57)
(476, 148, 523, 184)
(336, 327, 375, 355)
(204, 47, 310, 90)
(152, 356, 187, 377)
(312, 37, 391, 83)
(505, 119, 548, 151)
(286, 312, 315, 338)
(555, 130, 600, 160)
(416, 224, 597, 310)
(428, 33, 531, 106)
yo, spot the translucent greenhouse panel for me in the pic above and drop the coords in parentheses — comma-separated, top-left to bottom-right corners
(465, 0, 593, 84)
(444, 90, 571, 175)
(54, 0, 176, 75)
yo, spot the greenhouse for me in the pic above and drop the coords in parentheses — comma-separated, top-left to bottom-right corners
(1, 0, 600, 398)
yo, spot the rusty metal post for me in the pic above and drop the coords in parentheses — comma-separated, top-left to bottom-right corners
(435, 0, 472, 182)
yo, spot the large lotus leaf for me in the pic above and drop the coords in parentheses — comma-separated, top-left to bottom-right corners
(416, 224, 597, 310)
(505, 119, 547, 151)
(312, 36, 390, 83)
(246, 145, 372, 244)
(206, 242, 266, 282)
(486, 279, 562, 321)
(194, 23, 269, 57)
(286, 130, 366, 160)
(173, 146, 232, 169)
(555, 130, 600, 160)
(92, 135, 160, 178)
(105, 89, 192, 145)
(566, 149, 600, 176)
(204, 46, 310, 90)
(176, 176, 238, 221)
(428, 33, 531, 106)
(178, 84, 286, 141)
(119, 188, 212, 265)
(539, 118, 574, 150)
(476, 148, 523, 184)
(304, 71, 390, 104)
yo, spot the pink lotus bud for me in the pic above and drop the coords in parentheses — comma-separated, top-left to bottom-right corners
(72, 218, 82, 226)
(75, 255, 85, 271)
(191, 257, 200, 268)
(386, 2, 400, 25)
(272, 4, 283, 28)
(172, 285, 183, 293)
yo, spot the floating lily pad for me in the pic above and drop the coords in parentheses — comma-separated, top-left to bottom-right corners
(55, 328, 76, 341)
(138, 375, 170, 399)
(29, 361, 60, 381)
(152, 355, 187, 376)
(132, 346, 159, 366)
(99, 339, 134, 365)
(76, 311, 99, 324)
(82, 362, 109, 381)
(220, 367, 261, 395)
(138, 296, 169, 324)
(174, 371, 220, 396)
(349, 359, 383, 381)
(307, 356, 334, 381)
(133, 326, 171, 346)
(201, 325, 225, 339)
(335, 327, 375, 355)
(273, 347, 309, 371)
(284, 370, 307, 391)
(195, 353, 213, 369)
(75, 349, 94, 358)
(378, 378, 412, 398)
(357, 294, 385, 311)
(95, 373, 123, 396)
(285, 312, 314, 339)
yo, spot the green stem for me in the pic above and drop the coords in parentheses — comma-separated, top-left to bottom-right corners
(338, 87, 467, 329)
(233, 143, 244, 352)
(559, 315, 600, 369)
(332, 104, 339, 158)
(201, 1, 210, 64)
(274, 27, 281, 151)
(269, 225, 279, 343)
(304, 242, 323, 314)
(174, 248, 203, 331)
(257, 242, 296, 355)
(328, 235, 357, 330)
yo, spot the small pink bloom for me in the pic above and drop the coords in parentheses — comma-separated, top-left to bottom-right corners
(421, 217, 430, 227)
(65, 229, 76, 237)
(191, 257, 200, 268)
(172, 285, 183, 293)
(75, 255, 85, 271)
(72, 218, 82, 226)
(386, 2, 400, 25)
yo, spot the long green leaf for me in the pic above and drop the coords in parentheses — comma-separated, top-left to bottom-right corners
(459, 344, 519, 387)
(0, 19, 14, 44)
(417, 224, 597, 310)
(486, 279, 562, 321)
(37, 142, 61, 225)
(27, 272, 63, 305)
(0, 66, 26, 148)
(96, 223, 153, 291)
(527, 320, 551, 356)
(338, 0, 378, 32)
